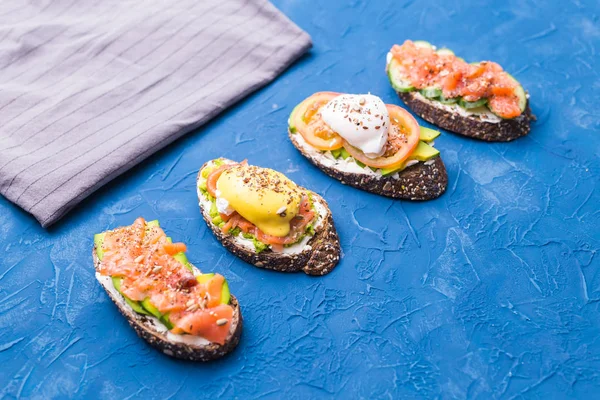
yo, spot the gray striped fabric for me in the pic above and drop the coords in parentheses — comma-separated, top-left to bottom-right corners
(0, 0, 311, 227)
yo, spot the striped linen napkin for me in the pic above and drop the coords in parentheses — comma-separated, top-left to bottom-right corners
(0, 0, 311, 227)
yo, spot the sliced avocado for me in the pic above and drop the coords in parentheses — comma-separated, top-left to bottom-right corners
(173, 252, 193, 272)
(351, 159, 377, 172)
(381, 165, 404, 176)
(380, 141, 440, 176)
(196, 273, 215, 284)
(419, 127, 441, 142)
(141, 298, 162, 319)
(410, 141, 440, 161)
(330, 148, 342, 159)
(437, 48, 454, 56)
(221, 280, 231, 304)
(288, 102, 302, 133)
(340, 148, 351, 160)
(94, 233, 106, 261)
(111, 277, 150, 315)
(112, 276, 122, 291)
(413, 40, 433, 49)
(125, 297, 150, 315)
(209, 202, 219, 218)
(212, 215, 223, 225)
(144, 220, 160, 238)
(196, 273, 230, 304)
(160, 314, 174, 330)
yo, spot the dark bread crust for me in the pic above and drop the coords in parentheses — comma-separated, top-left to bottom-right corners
(198, 161, 341, 276)
(289, 130, 448, 201)
(93, 248, 242, 362)
(398, 92, 534, 142)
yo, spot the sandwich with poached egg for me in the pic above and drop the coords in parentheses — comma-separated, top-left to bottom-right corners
(197, 158, 340, 276)
(288, 92, 447, 200)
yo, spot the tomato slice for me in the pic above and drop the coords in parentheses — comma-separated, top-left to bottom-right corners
(291, 92, 344, 151)
(343, 105, 420, 169)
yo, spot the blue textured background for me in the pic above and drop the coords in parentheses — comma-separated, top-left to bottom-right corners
(1, 0, 599, 398)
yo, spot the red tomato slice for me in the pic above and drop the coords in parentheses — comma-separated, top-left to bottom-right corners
(343, 105, 420, 169)
(291, 92, 344, 151)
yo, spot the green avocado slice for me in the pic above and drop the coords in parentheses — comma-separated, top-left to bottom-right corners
(419, 127, 440, 142)
(196, 273, 215, 284)
(111, 277, 150, 316)
(330, 148, 342, 159)
(413, 40, 433, 49)
(436, 48, 454, 56)
(141, 298, 162, 319)
(288, 102, 302, 133)
(410, 141, 440, 161)
(380, 141, 440, 176)
(196, 273, 231, 304)
(221, 280, 231, 305)
(173, 252, 193, 272)
(94, 233, 106, 261)
(339, 148, 351, 160)
(140, 297, 173, 329)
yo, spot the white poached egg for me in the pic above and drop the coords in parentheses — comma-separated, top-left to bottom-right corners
(214, 190, 235, 216)
(321, 94, 389, 158)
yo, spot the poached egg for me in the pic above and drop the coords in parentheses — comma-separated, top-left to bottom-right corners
(215, 164, 303, 237)
(321, 94, 389, 158)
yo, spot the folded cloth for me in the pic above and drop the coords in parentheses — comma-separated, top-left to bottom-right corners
(0, 0, 311, 227)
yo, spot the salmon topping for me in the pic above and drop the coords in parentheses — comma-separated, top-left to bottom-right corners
(390, 40, 522, 118)
(98, 218, 233, 344)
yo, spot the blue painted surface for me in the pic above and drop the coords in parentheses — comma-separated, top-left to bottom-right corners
(1, 0, 599, 398)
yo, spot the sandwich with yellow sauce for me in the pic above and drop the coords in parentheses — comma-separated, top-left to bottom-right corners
(197, 158, 341, 276)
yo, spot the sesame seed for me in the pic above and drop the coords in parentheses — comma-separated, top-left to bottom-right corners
(216, 318, 228, 326)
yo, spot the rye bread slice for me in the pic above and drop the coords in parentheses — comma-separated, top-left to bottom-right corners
(93, 249, 242, 362)
(197, 160, 341, 276)
(289, 130, 448, 201)
(397, 92, 534, 142)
